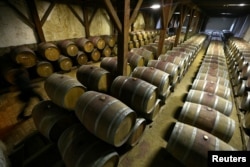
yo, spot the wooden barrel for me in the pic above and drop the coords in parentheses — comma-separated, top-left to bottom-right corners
(38, 42, 60, 61)
(75, 91, 136, 147)
(76, 38, 94, 53)
(88, 48, 101, 62)
(131, 48, 154, 65)
(195, 73, 230, 87)
(147, 60, 179, 87)
(102, 45, 112, 57)
(111, 76, 158, 114)
(198, 68, 228, 78)
(126, 118, 146, 147)
(32, 100, 77, 142)
(243, 111, 250, 136)
(75, 51, 88, 65)
(58, 124, 119, 167)
(11, 46, 37, 68)
(57, 40, 79, 57)
(102, 35, 116, 47)
(191, 79, 231, 99)
(100, 57, 132, 76)
(128, 41, 134, 50)
(131, 66, 170, 99)
(133, 40, 140, 48)
(202, 59, 226, 66)
(44, 73, 86, 110)
(186, 89, 233, 116)
(240, 64, 250, 80)
(76, 65, 112, 93)
(127, 52, 144, 70)
(158, 54, 186, 77)
(36, 61, 54, 78)
(56, 55, 73, 72)
(240, 91, 250, 111)
(141, 99, 162, 121)
(166, 122, 236, 167)
(89, 36, 106, 50)
(200, 62, 227, 70)
(178, 102, 235, 142)
(165, 51, 190, 65)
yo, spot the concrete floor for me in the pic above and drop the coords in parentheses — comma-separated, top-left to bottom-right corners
(0, 39, 244, 167)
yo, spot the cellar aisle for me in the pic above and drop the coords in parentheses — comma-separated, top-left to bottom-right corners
(0, 39, 243, 167)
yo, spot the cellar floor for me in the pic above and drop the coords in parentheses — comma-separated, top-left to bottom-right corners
(0, 40, 244, 167)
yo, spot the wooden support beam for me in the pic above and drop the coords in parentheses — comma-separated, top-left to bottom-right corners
(157, 0, 173, 57)
(184, 8, 195, 41)
(116, 0, 130, 76)
(26, 0, 46, 43)
(174, 5, 189, 46)
(67, 5, 85, 27)
(41, 2, 55, 26)
(83, 7, 90, 37)
(103, 0, 122, 33)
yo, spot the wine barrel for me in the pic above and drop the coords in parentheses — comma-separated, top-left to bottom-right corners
(147, 60, 179, 87)
(131, 48, 154, 65)
(76, 65, 112, 93)
(126, 118, 146, 147)
(76, 38, 94, 53)
(89, 36, 106, 50)
(88, 48, 101, 62)
(36, 61, 54, 78)
(198, 68, 229, 78)
(128, 41, 134, 50)
(243, 111, 250, 136)
(56, 55, 73, 72)
(57, 40, 79, 57)
(127, 52, 144, 70)
(178, 102, 235, 142)
(75, 51, 88, 65)
(44, 73, 86, 110)
(32, 100, 77, 142)
(141, 99, 162, 121)
(111, 76, 158, 115)
(131, 66, 170, 100)
(37, 42, 60, 61)
(191, 79, 231, 99)
(11, 46, 37, 68)
(195, 73, 230, 87)
(75, 91, 136, 147)
(158, 54, 186, 77)
(240, 91, 250, 111)
(58, 124, 119, 167)
(166, 122, 236, 167)
(186, 89, 233, 116)
(102, 35, 116, 47)
(100, 57, 132, 76)
(101, 45, 112, 57)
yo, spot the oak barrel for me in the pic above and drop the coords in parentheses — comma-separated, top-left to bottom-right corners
(89, 36, 106, 50)
(32, 100, 77, 142)
(36, 61, 54, 78)
(88, 48, 101, 62)
(166, 122, 236, 167)
(75, 91, 136, 147)
(178, 102, 235, 142)
(127, 52, 145, 70)
(191, 79, 231, 99)
(56, 55, 73, 72)
(44, 73, 86, 110)
(186, 89, 233, 116)
(131, 48, 154, 65)
(58, 124, 119, 167)
(38, 42, 60, 61)
(102, 45, 112, 57)
(57, 40, 79, 57)
(131, 66, 170, 99)
(75, 51, 88, 65)
(103, 35, 116, 47)
(76, 38, 94, 53)
(111, 76, 158, 114)
(195, 73, 230, 87)
(76, 65, 112, 93)
(11, 46, 37, 68)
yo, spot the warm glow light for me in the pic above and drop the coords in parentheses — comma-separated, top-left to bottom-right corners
(226, 3, 248, 7)
(150, 4, 160, 9)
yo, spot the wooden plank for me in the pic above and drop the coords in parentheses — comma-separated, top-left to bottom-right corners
(184, 8, 195, 41)
(103, 0, 122, 33)
(129, 0, 143, 26)
(26, 0, 46, 42)
(67, 4, 85, 27)
(41, 2, 55, 26)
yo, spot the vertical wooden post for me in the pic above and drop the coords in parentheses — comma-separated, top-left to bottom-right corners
(116, 0, 130, 76)
(184, 8, 195, 41)
(157, 0, 173, 57)
(83, 7, 90, 38)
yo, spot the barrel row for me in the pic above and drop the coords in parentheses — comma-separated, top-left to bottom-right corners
(224, 37, 250, 150)
(165, 39, 237, 167)
(33, 73, 149, 167)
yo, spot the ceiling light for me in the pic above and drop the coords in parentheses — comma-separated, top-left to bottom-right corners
(226, 3, 248, 7)
(150, 4, 160, 9)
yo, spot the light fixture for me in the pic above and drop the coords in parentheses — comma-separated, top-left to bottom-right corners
(225, 3, 248, 7)
(150, 4, 160, 9)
